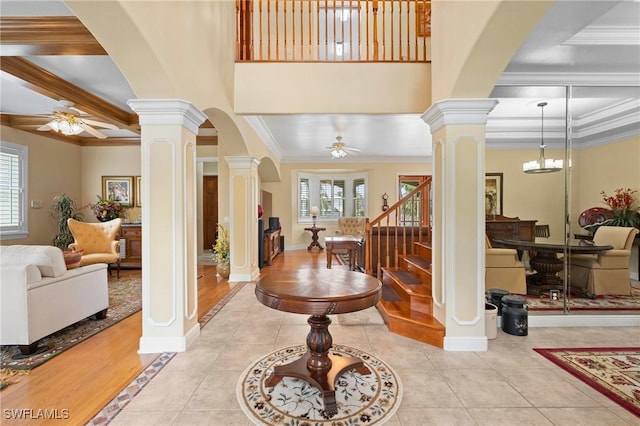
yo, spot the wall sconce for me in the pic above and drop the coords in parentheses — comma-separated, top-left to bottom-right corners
(382, 193, 389, 211)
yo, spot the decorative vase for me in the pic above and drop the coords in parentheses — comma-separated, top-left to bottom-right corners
(217, 262, 230, 279)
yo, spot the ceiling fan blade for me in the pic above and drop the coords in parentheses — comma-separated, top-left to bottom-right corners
(80, 123, 108, 139)
(345, 147, 361, 152)
(37, 120, 56, 131)
(82, 118, 118, 130)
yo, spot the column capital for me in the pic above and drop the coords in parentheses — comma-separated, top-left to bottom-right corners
(422, 99, 498, 134)
(225, 156, 261, 169)
(127, 99, 207, 134)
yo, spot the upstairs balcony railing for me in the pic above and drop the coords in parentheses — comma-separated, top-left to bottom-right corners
(236, 0, 431, 62)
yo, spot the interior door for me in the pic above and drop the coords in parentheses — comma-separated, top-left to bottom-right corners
(203, 176, 218, 251)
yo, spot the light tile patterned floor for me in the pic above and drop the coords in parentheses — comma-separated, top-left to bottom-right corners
(107, 283, 640, 425)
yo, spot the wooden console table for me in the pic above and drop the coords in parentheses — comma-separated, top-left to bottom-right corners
(263, 229, 281, 265)
(255, 269, 381, 417)
(119, 224, 142, 268)
(304, 226, 326, 251)
(486, 215, 537, 242)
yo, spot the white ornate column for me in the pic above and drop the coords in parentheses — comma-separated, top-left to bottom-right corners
(225, 156, 261, 282)
(127, 99, 207, 353)
(422, 99, 498, 352)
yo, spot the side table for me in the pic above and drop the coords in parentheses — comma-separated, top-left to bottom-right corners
(255, 269, 382, 417)
(325, 235, 359, 270)
(304, 226, 326, 251)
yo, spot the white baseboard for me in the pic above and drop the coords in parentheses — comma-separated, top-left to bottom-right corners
(138, 323, 201, 353)
(444, 336, 488, 352)
(528, 314, 640, 328)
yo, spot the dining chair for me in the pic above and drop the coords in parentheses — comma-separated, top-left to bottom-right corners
(485, 235, 527, 295)
(569, 226, 639, 296)
(68, 218, 123, 278)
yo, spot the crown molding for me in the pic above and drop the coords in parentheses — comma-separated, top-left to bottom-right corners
(498, 72, 640, 86)
(564, 26, 640, 46)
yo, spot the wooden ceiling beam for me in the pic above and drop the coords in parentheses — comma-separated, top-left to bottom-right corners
(0, 57, 136, 128)
(0, 17, 106, 56)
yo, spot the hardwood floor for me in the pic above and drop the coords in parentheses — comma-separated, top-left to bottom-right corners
(0, 249, 328, 425)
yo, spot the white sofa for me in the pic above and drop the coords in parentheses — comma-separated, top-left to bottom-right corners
(0, 245, 109, 355)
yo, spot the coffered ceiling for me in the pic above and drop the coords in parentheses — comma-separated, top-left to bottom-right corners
(1, 0, 638, 161)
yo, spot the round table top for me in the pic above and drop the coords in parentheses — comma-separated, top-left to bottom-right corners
(492, 238, 612, 254)
(255, 269, 382, 316)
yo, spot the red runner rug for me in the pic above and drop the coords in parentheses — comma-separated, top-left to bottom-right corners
(534, 347, 640, 417)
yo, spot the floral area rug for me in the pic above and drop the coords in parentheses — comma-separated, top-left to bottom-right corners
(237, 344, 402, 425)
(534, 347, 640, 417)
(525, 282, 640, 311)
(0, 271, 141, 372)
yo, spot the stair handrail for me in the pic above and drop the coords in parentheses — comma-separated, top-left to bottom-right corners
(363, 178, 431, 276)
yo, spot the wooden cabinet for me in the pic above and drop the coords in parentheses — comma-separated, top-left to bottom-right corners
(263, 229, 281, 266)
(486, 215, 536, 242)
(120, 224, 142, 268)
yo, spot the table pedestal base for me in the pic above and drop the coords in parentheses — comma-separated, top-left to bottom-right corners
(264, 314, 371, 417)
(528, 252, 564, 294)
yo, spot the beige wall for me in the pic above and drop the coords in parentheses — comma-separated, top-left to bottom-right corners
(1, 127, 82, 246)
(262, 162, 432, 249)
(81, 146, 142, 223)
(486, 147, 566, 239)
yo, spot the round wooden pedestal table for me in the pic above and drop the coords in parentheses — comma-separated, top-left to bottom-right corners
(255, 269, 382, 417)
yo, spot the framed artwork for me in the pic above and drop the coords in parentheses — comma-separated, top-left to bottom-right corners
(102, 176, 133, 207)
(416, 2, 431, 37)
(135, 176, 142, 207)
(485, 173, 503, 216)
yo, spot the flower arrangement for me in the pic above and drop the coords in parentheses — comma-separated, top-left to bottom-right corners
(90, 195, 127, 222)
(213, 223, 230, 264)
(600, 188, 640, 228)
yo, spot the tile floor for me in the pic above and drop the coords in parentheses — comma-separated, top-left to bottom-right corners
(109, 283, 640, 425)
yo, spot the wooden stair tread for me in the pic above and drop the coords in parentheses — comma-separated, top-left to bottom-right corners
(378, 299, 442, 326)
(404, 255, 430, 270)
(383, 269, 431, 297)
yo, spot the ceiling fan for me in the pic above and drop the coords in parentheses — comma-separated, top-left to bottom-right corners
(325, 136, 360, 158)
(37, 100, 118, 139)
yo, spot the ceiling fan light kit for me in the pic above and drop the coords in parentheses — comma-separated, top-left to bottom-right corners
(36, 100, 118, 139)
(327, 135, 359, 159)
(523, 102, 563, 174)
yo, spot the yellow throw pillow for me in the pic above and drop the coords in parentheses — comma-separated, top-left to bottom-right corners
(63, 250, 83, 270)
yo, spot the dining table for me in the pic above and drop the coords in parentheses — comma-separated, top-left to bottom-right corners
(491, 238, 612, 295)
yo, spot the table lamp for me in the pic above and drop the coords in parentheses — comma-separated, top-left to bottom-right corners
(310, 206, 320, 227)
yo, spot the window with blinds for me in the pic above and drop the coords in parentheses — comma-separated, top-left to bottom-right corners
(0, 142, 28, 239)
(298, 172, 367, 222)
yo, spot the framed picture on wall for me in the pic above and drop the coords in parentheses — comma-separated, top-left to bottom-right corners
(135, 176, 142, 207)
(485, 173, 503, 216)
(102, 176, 133, 207)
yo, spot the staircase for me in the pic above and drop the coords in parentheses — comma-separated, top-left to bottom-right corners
(362, 179, 445, 348)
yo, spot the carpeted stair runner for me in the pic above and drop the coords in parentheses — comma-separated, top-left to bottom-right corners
(389, 269, 422, 285)
(382, 283, 402, 302)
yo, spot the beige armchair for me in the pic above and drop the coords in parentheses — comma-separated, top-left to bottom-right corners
(335, 217, 365, 239)
(485, 235, 527, 295)
(570, 226, 639, 296)
(68, 218, 122, 278)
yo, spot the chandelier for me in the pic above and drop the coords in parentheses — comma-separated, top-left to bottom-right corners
(522, 102, 563, 174)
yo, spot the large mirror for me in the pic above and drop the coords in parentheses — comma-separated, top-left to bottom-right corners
(487, 84, 640, 316)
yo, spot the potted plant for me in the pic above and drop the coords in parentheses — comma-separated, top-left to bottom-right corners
(90, 195, 128, 222)
(600, 188, 640, 228)
(50, 194, 85, 250)
(213, 223, 230, 278)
